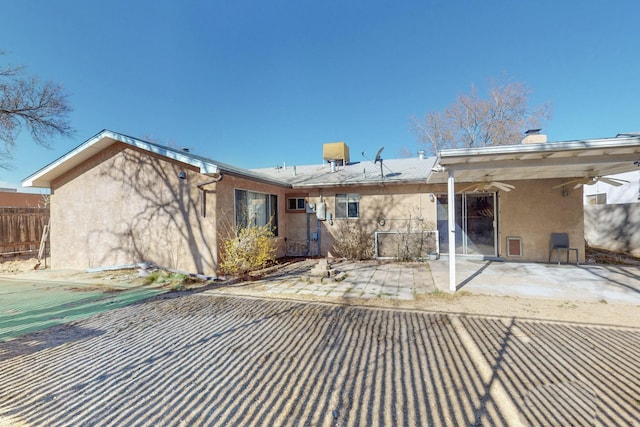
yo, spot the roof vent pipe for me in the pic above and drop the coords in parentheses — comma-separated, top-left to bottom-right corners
(330, 160, 336, 173)
(418, 150, 426, 160)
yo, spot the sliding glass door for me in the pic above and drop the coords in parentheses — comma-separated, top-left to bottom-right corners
(436, 193, 496, 256)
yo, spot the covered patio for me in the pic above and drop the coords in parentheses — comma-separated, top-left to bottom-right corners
(430, 134, 640, 291)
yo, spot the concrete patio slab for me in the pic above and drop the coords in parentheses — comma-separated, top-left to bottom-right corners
(428, 258, 640, 304)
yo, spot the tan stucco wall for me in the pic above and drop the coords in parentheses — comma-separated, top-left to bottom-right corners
(584, 203, 640, 257)
(49, 142, 587, 270)
(214, 174, 288, 258)
(285, 179, 585, 263)
(50, 144, 219, 274)
(494, 179, 585, 263)
(289, 184, 437, 258)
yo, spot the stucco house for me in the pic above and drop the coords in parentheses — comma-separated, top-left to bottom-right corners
(581, 140, 640, 256)
(0, 188, 45, 208)
(583, 170, 640, 205)
(23, 130, 640, 287)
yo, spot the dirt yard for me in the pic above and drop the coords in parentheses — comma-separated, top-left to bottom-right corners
(2, 256, 639, 425)
(2, 290, 639, 426)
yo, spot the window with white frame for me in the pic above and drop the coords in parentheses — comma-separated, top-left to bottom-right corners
(335, 193, 359, 219)
(586, 193, 607, 205)
(235, 189, 278, 235)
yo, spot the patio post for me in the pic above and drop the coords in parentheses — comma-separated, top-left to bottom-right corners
(448, 170, 456, 292)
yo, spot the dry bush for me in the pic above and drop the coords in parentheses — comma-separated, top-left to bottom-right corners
(332, 221, 374, 260)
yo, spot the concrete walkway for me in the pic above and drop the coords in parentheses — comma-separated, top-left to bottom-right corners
(246, 260, 436, 300)
(235, 258, 640, 305)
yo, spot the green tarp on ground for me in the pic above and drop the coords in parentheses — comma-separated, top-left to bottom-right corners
(0, 278, 165, 342)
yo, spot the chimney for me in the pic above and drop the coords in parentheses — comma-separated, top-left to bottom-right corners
(522, 129, 547, 144)
(417, 150, 426, 160)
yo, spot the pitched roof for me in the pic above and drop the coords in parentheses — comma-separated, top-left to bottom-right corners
(23, 129, 640, 191)
(22, 130, 290, 188)
(251, 157, 438, 188)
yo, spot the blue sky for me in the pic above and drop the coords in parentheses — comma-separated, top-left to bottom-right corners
(2, 0, 639, 191)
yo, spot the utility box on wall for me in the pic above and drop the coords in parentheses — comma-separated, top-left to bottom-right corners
(306, 202, 316, 214)
(316, 202, 327, 220)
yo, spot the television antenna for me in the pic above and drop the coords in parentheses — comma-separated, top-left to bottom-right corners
(374, 146, 384, 178)
(362, 146, 394, 178)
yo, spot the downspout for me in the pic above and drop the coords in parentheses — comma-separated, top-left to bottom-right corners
(196, 172, 223, 188)
(317, 219, 321, 256)
(306, 212, 310, 256)
(448, 169, 456, 292)
(196, 173, 223, 217)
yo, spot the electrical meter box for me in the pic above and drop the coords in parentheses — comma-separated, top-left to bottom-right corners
(306, 202, 316, 214)
(316, 202, 326, 220)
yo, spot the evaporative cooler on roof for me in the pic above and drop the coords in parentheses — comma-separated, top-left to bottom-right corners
(323, 142, 350, 166)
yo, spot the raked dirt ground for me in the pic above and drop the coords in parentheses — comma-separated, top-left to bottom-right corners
(0, 258, 639, 426)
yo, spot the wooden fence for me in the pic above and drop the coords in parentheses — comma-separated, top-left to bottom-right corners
(0, 207, 50, 256)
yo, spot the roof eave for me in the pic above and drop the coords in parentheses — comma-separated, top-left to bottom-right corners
(439, 136, 640, 163)
(290, 178, 432, 189)
(22, 129, 222, 188)
(219, 168, 292, 188)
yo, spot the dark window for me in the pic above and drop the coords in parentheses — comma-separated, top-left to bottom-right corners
(335, 193, 359, 219)
(287, 197, 306, 211)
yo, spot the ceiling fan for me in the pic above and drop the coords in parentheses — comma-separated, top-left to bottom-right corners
(552, 176, 629, 190)
(460, 182, 516, 192)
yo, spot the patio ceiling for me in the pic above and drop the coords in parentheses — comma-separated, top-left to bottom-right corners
(429, 135, 640, 184)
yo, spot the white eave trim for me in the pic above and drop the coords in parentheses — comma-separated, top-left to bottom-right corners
(22, 130, 220, 188)
(439, 136, 640, 162)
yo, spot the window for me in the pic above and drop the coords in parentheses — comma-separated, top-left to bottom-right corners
(586, 193, 606, 205)
(335, 193, 359, 219)
(287, 197, 306, 211)
(235, 189, 278, 235)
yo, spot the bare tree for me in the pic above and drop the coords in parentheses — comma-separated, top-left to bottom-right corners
(0, 52, 73, 167)
(413, 77, 551, 154)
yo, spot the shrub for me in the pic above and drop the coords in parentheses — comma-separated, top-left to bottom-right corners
(143, 270, 188, 288)
(332, 221, 374, 260)
(219, 224, 276, 277)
